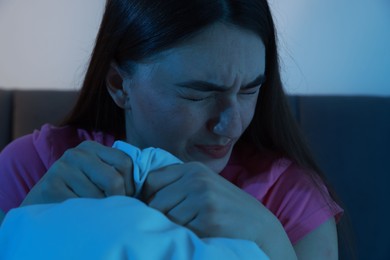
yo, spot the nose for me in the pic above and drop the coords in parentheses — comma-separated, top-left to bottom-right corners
(211, 103, 242, 139)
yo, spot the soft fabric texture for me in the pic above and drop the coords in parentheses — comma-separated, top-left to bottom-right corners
(0, 124, 343, 244)
(0, 196, 269, 260)
(112, 141, 183, 197)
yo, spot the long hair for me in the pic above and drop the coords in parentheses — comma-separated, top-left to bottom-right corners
(64, 0, 321, 178)
(62, 1, 351, 255)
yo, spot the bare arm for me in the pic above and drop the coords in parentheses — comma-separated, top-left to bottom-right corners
(293, 218, 338, 259)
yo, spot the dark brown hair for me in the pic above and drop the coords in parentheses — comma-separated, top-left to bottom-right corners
(63, 0, 312, 167)
(63, 0, 351, 254)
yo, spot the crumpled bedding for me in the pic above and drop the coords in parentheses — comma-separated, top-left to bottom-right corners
(0, 196, 268, 259)
(0, 141, 269, 259)
(111, 140, 183, 197)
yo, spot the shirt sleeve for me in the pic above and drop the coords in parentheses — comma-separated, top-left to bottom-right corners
(262, 162, 343, 244)
(0, 134, 47, 213)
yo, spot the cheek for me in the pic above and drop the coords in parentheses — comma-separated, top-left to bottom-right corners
(164, 105, 205, 135)
(132, 95, 204, 142)
(241, 98, 258, 128)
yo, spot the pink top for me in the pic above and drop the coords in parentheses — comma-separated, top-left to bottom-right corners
(0, 124, 342, 244)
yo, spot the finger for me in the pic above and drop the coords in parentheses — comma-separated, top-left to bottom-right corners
(62, 145, 126, 196)
(60, 165, 105, 198)
(78, 141, 134, 196)
(144, 161, 217, 200)
(106, 150, 134, 197)
(146, 178, 187, 213)
(146, 181, 199, 227)
(34, 176, 79, 205)
(46, 160, 105, 199)
(142, 164, 189, 200)
(185, 214, 208, 238)
(81, 161, 126, 196)
(165, 196, 199, 227)
(52, 184, 79, 202)
(142, 162, 214, 202)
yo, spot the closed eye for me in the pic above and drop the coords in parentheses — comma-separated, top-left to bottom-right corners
(239, 85, 261, 95)
(175, 74, 265, 93)
(182, 96, 208, 102)
(240, 90, 257, 95)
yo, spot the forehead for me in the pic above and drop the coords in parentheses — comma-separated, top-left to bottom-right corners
(134, 23, 266, 87)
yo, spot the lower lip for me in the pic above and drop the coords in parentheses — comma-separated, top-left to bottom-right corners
(195, 143, 232, 159)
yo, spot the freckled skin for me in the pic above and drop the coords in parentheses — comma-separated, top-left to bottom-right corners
(123, 23, 266, 173)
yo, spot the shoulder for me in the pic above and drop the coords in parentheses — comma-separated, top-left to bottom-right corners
(0, 124, 115, 212)
(0, 131, 45, 212)
(29, 124, 115, 168)
(222, 142, 343, 244)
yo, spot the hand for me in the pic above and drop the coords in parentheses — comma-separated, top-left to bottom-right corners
(22, 141, 134, 206)
(142, 162, 271, 243)
(142, 162, 297, 259)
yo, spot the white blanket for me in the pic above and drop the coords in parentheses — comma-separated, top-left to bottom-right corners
(112, 141, 183, 197)
(0, 141, 269, 259)
(0, 196, 268, 259)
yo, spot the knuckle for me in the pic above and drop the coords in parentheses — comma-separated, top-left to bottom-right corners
(105, 175, 125, 194)
(62, 148, 82, 161)
(78, 140, 95, 148)
(209, 222, 224, 235)
(200, 191, 218, 208)
(39, 176, 61, 199)
(201, 213, 222, 233)
(122, 156, 133, 171)
(76, 141, 100, 154)
(39, 180, 51, 196)
(48, 160, 61, 173)
(46, 160, 68, 180)
(112, 175, 125, 189)
(190, 174, 212, 191)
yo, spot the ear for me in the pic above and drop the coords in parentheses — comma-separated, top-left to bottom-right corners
(106, 62, 131, 109)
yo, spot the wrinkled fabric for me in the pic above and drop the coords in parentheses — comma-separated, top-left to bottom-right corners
(0, 196, 269, 260)
(0, 124, 343, 243)
(112, 141, 183, 197)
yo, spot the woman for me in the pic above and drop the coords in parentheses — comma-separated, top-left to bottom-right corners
(0, 0, 342, 259)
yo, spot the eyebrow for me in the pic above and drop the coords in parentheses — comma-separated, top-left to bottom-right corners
(175, 74, 266, 92)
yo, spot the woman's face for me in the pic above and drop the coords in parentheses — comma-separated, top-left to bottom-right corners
(121, 23, 266, 173)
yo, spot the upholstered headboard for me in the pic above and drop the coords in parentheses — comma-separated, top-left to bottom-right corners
(1, 88, 389, 259)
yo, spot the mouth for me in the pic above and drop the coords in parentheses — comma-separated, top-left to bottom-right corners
(195, 142, 233, 159)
